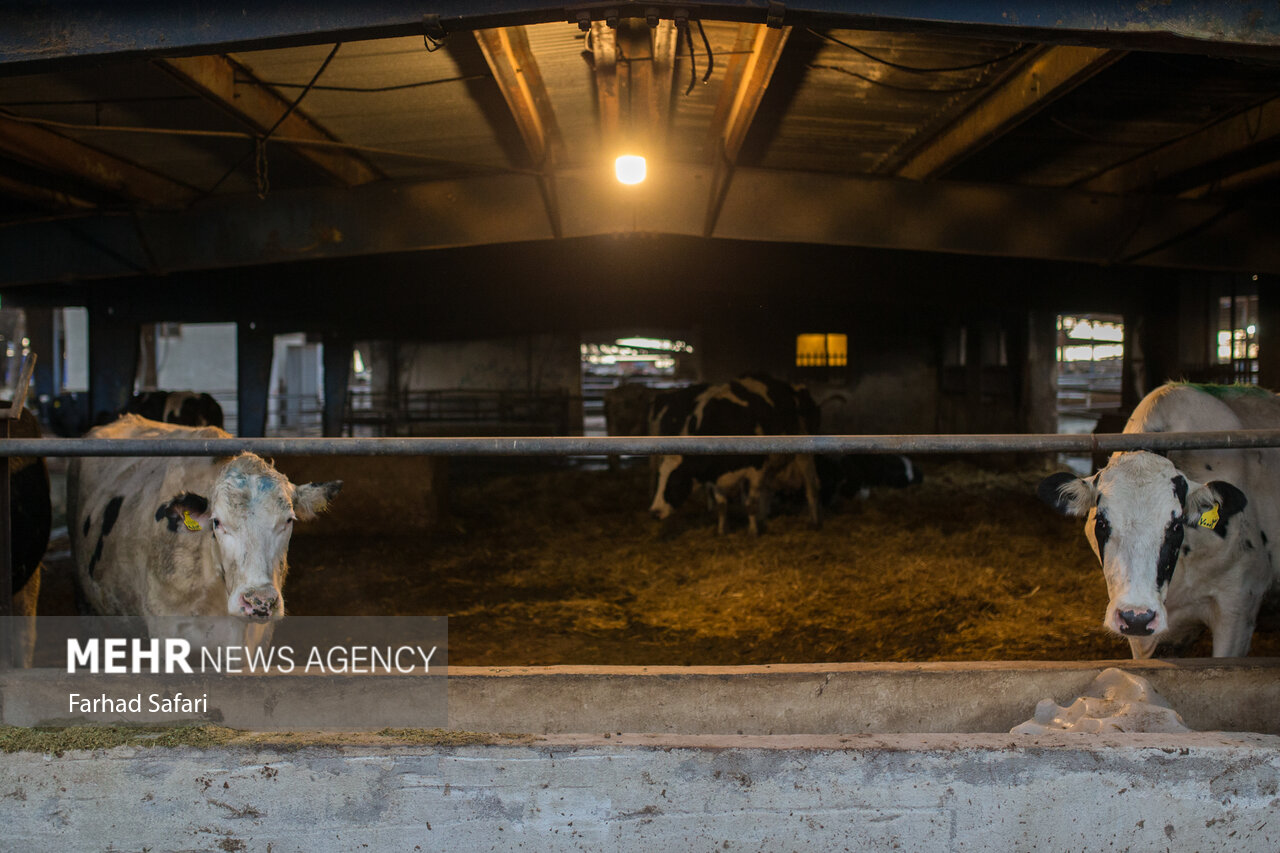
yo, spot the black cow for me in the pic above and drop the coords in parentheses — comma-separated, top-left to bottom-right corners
(816, 454, 924, 505)
(7, 406, 51, 667)
(124, 391, 224, 429)
(648, 376, 821, 535)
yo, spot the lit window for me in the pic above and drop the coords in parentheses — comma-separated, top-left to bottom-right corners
(796, 333, 848, 368)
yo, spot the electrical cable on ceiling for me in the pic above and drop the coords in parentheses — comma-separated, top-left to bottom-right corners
(198, 42, 342, 204)
(234, 75, 486, 94)
(1048, 115, 1153, 147)
(806, 28, 1027, 73)
(0, 111, 539, 176)
(681, 20, 697, 95)
(696, 20, 714, 85)
(808, 64, 992, 93)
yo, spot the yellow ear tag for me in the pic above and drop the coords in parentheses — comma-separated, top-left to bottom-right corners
(182, 510, 202, 532)
(1198, 503, 1220, 530)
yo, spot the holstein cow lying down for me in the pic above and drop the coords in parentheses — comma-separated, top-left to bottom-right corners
(8, 406, 51, 667)
(815, 454, 923, 505)
(68, 415, 341, 650)
(649, 375, 821, 535)
(1039, 383, 1280, 658)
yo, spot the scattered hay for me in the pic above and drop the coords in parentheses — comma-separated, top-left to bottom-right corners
(0, 725, 537, 754)
(0, 724, 237, 756)
(281, 459, 1280, 665)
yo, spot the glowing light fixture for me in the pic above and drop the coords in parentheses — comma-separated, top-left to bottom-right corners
(615, 154, 646, 185)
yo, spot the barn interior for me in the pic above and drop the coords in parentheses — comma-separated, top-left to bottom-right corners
(1, 3, 1279, 664)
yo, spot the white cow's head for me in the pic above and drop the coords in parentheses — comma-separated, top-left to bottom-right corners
(158, 454, 342, 623)
(1038, 451, 1246, 640)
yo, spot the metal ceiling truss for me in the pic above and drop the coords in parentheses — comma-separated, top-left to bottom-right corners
(0, 113, 197, 208)
(1080, 96, 1280, 197)
(474, 25, 565, 237)
(155, 55, 383, 187)
(889, 45, 1125, 180)
(2, 2, 1280, 72)
(0, 172, 95, 211)
(3, 166, 1277, 286)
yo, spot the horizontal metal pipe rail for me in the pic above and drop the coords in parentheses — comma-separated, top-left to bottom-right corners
(5, 430, 1280, 457)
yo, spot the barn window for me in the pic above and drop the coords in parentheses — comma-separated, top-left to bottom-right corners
(795, 333, 847, 368)
(1216, 282, 1259, 384)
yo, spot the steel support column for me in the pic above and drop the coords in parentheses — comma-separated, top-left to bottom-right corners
(237, 321, 274, 438)
(322, 335, 352, 437)
(87, 305, 139, 426)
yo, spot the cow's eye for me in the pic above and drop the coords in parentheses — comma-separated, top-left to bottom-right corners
(211, 518, 221, 530)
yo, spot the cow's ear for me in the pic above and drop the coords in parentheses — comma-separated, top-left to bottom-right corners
(293, 480, 343, 521)
(1184, 480, 1247, 533)
(1037, 471, 1096, 517)
(155, 492, 210, 533)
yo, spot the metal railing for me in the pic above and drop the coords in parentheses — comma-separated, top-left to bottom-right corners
(3, 430, 1280, 457)
(9, 362, 1280, 666)
(0, 352, 36, 666)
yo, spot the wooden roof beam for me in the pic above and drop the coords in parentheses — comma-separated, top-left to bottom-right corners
(893, 46, 1124, 181)
(0, 113, 196, 208)
(156, 54, 381, 187)
(474, 26, 564, 170)
(0, 171, 96, 211)
(474, 25, 564, 237)
(591, 19, 678, 159)
(590, 22, 622, 155)
(703, 23, 791, 236)
(1082, 97, 1280, 196)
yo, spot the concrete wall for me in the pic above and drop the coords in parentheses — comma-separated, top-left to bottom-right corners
(1, 732, 1277, 851)
(5, 660, 1278, 734)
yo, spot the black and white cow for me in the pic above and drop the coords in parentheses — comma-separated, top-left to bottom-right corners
(68, 415, 341, 650)
(1039, 382, 1280, 658)
(7, 406, 50, 667)
(648, 375, 821, 535)
(815, 454, 923, 505)
(602, 382, 659, 471)
(125, 391, 224, 429)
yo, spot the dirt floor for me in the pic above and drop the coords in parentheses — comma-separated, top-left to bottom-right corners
(39, 458, 1280, 666)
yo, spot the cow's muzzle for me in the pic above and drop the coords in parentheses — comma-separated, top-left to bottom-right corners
(1117, 608, 1157, 636)
(236, 586, 281, 622)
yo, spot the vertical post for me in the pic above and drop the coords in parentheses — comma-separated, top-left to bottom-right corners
(88, 304, 140, 426)
(0, 353, 35, 670)
(322, 335, 352, 437)
(237, 321, 273, 438)
(25, 307, 55, 408)
(1257, 275, 1280, 391)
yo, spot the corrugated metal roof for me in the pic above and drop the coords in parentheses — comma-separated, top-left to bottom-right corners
(0, 16, 1277, 259)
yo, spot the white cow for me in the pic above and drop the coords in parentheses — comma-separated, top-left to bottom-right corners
(68, 415, 341, 650)
(1039, 383, 1280, 658)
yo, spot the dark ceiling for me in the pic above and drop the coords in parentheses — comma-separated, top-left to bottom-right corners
(0, 2, 1278, 287)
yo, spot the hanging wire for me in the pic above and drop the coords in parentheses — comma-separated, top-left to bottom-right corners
(196, 42, 342, 204)
(808, 64, 992, 94)
(696, 20, 714, 85)
(681, 20, 697, 95)
(254, 137, 269, 199)
(806, 27, 1027, 73)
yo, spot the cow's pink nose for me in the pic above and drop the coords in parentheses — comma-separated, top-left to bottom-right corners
(1118, 608, 1157, 636)
(239, 588, 279, 621)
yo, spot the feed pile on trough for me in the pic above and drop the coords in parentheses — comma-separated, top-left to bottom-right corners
(278, 459, 1280, 666)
